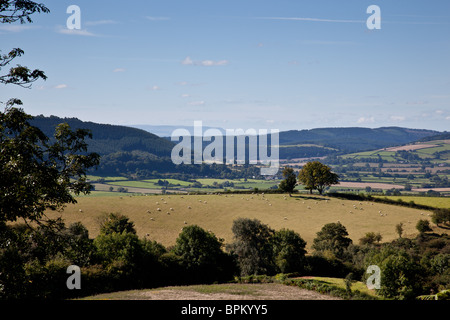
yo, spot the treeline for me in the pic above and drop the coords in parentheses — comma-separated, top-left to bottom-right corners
(1, 212, 449, 300)
(93, 150, 263, 180)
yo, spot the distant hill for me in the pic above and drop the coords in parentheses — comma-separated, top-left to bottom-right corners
(30, 115, 174, 157)
(418, 132, 450, 142)
(278, 127, 439, 154)
(29, 116, 442, 177)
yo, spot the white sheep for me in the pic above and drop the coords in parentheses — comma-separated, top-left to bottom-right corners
(157, 208, 161, 211)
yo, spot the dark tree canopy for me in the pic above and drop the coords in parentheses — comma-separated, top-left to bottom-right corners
(278, 166, 297, 195)
(0, 101, 100, 223)
(227, 218, 275, 276)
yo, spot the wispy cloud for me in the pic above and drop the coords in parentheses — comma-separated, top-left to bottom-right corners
(54, 84, 68, 89)
(257, 17, 365, 23)
(181, 56, 229, 66)
(0, 25, 40, 32)
(390, 115, 406, 121)
(56, 26, 97, 37)
(188, 101, 205, 106)
(146, 16, 170, 21)
(357, 116, 375, 124)
(299, 40, 356, 45)
(85, 20, 118, 26)
(113, 68, 126, 73)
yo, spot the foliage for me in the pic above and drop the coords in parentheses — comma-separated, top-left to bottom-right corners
(298, 161, 339, 194)
(278, 167, 297, 195)
(172, 225, 237, 283)
(99, 213, 136, 235)
(0, 104, 100, 224)
(359, 232, 382, 245)
(432, 208, 450, 227)
(416, 219, 432, 233)
(271, 228, 307, 274)
(227, 218, 275, 276)
(312, 222, 352, 260)
(364, 246, 426, 300)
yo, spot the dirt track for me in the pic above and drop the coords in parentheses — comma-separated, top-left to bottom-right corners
(87, 283, 342, 300)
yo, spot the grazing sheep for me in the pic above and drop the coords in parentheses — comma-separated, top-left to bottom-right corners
(184, 221, 187, 224)
(170, 208, 174, 211)
(188, 206, 192, 209)
(157, 208, 161, 211)
(79, 209, 83, 212)
(150, 218, 154, 221)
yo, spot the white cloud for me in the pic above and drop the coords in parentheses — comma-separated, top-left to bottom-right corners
(180, 94, 190, 98)
(0, 25, 38, 32)
(54, 84, 68, 89)
(113, 68, 126, 73)
(85, 20, 118, 26)
(56, 25, 97, 37)
(146, 17, 170, 21)
(390, 115, 406, 121)
(150, 85, 161, 91)
(357, 116, 375, 124)
(181, 56, 194, 65)
(446, 116, 450, 121)
(188, 101, 205, 106)
(257, 17, 364, 23)
(181, 56, 229, 67)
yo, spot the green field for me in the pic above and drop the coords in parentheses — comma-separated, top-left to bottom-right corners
(46, 193, 448, 251)
(341, 139, 450, 163)
(374, 196, 450, 209)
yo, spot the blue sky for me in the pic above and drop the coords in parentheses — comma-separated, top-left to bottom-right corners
(1, 0, 450, 132)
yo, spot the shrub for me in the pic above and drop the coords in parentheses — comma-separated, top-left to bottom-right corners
(416, 219, 432, 233)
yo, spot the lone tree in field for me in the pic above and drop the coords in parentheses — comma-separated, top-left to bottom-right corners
(297, 161, 339, 195)
(278, 166, 297, 196)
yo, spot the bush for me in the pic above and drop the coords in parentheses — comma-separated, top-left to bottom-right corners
(416, 219, 432, 233)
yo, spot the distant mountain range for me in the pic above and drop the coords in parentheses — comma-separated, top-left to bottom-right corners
(29, 115, 443, 177)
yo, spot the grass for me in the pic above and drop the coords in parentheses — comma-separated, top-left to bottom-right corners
(305, 276, 376, 297)
(373, 196, 450, 209)
(45, 192, 449, 250)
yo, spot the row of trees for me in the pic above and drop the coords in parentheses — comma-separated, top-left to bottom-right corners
(2, 212, 448, 299)
(279, 162, 339, 195)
